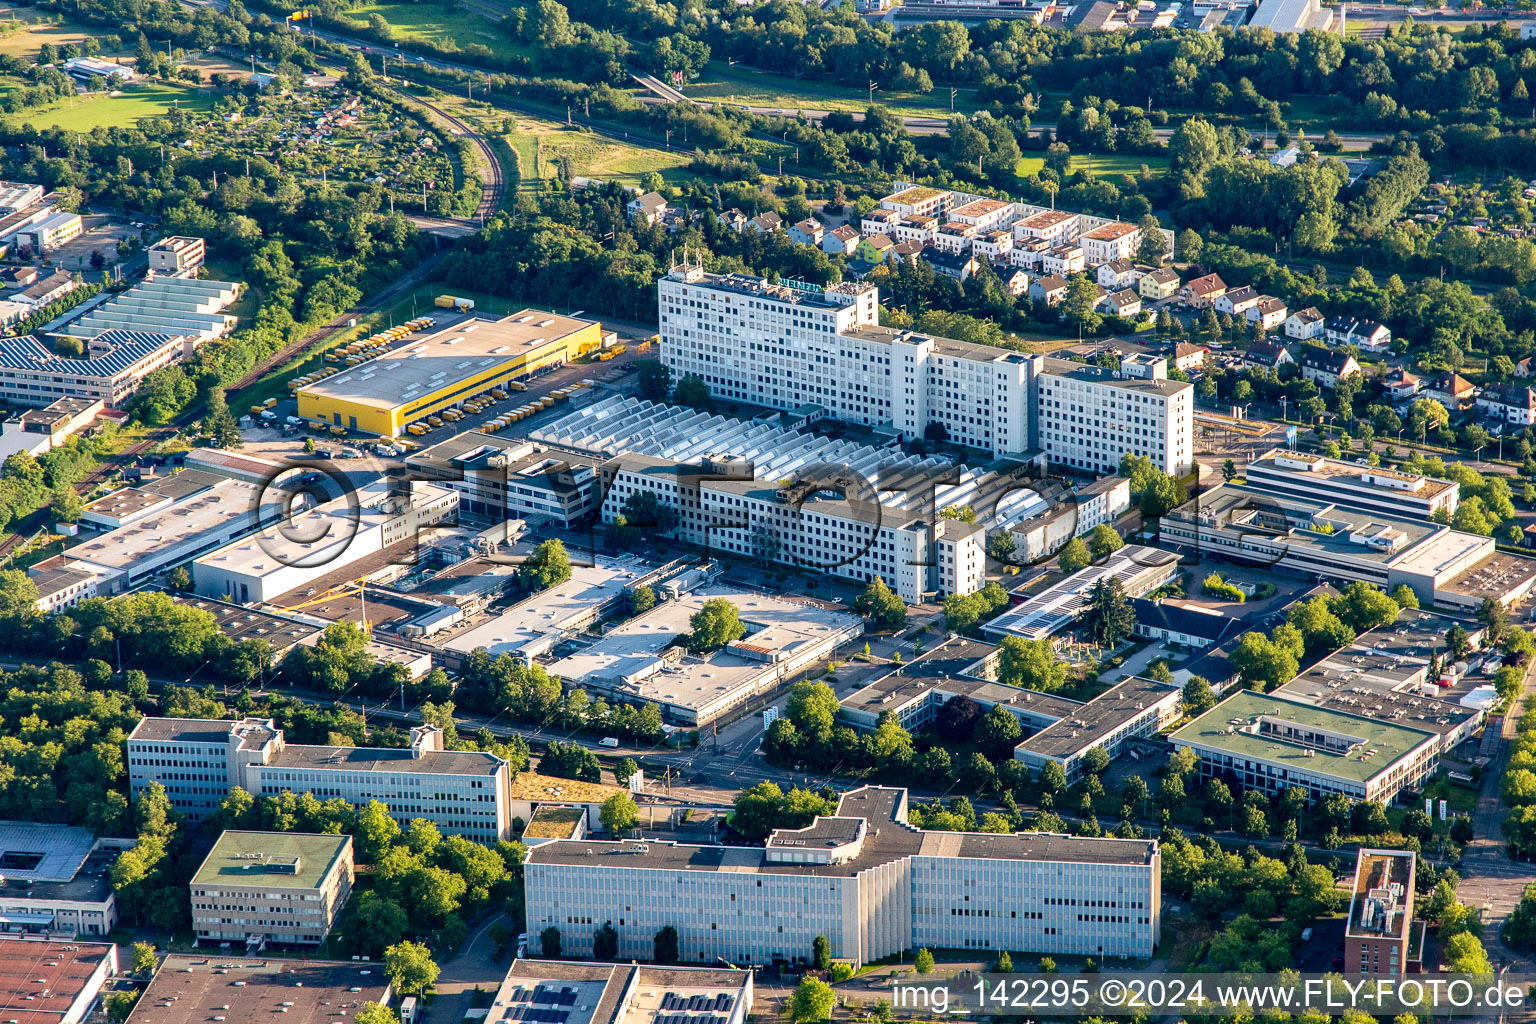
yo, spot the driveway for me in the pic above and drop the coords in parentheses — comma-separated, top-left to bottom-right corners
(425, 912, 517, 1024)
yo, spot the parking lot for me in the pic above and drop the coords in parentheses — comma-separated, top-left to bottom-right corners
(48, 214, 145, 273)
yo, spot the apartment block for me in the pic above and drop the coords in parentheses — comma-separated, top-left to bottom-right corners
(191, 831, 353, 949)
(148, 235, 207, 275)
(1346, 849, 1419, 976)
(127, 719, 513, 841)
(524, 786, 1160, 965)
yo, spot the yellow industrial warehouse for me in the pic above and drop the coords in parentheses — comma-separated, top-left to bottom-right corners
(296, 310, 603, 437)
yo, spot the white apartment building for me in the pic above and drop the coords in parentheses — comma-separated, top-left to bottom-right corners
(524, 786, 1160, 965)
(1035, 356, 1193, 475)
(1079, 222, 1140, 265)
(1013, 210, 1079, 246)
(127, 719, 514, 841)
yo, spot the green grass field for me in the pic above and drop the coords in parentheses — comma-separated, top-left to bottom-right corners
(501, 114, 690, 187)
(9, 82, 213, 131)
(342, 0, 505, 50)
(680, 61, 979, 119)
(0, 5, 113, 59)
(1017, 152, 1170, 179)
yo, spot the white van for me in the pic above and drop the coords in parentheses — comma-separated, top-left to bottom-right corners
(599, 737, 619, 748)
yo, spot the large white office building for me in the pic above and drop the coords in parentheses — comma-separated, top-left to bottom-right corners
(126, 719, 514, 841)
(657, 265, 1192, 474)
(525, 785, 1160, 965)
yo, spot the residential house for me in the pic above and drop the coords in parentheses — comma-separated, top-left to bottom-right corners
(926, 248, 979, 280)
(1180, 273, 1226, 308)
(822, 225, 859, 256)
(749, 212, 783, 234)
(1139, 267, 1179, 301)
(1476, 383, 1536, 426)
(889, 239, 924, 265)
(857, 233, 894, 263)
(788, 218, 823, 247)
(1325, 316, 1392, 353)
(1241, 339, 1294, 372)
(1173, 343, 1209, 373)
(1423, 371, 1476, 410)
(716, 208, 750, 233)
(1097, 258, 1140, 291)
(1514, 357, 1533, 378)
(1041, 244, 1085, 277)
(1079, 222, 1140, 265)
(1299, 348, 1362, 389)
(1284, 307, 1325, 341)
(1214, 285, 1261, 317)
(1247, 296, 1289, 332)
(1098, 288, 1142, 318)
(996, 266, 1030, 297)
(627, 191, 668, 226)
(1030, 274, 1068, 306)
(1381, 369, 1422, 403)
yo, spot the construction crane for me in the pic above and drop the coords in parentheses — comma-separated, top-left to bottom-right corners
(280, 578, 373, 635)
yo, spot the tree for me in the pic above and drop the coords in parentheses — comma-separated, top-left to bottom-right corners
(1330, 581, 1400, 634)
(1179, 675, 1216, 718)
(631, 585, 656, 615)
(346, 892, 409, 958)
(541, 926, 562, 957)
(1082, 746, 1111, 777)
(636, 360, 672, 401)
(167, 566, 191, 592)
(654, 925, 680, 964)
(355, 1004, 399, 1024)
(614, 757, 639, 787)
(1040, 761, 1067, 795)
(1231, 632, 1299, 691)
(673, 373, 711, 409)
(1139, 473, 1187, 517)
(997, 635, 1067, 692)
(1442, 932, 1493, 975)
(853, 578, 907, 631)
(600, 792, 639, 834)
(689, 598, 745, 652)
(1058, 537, 1091, 573)
(913, 948, 935, 974)
(520, 539, 572, 591)
(788, 977, 835, 1022)
(1083, 577, 1135, 646)
(1087, 523, 1123, 559)
(383, 941, 439, 996)
(0, 569, 39, 616)
(594, 922, 619, 960)
(50, 487, 82, 524)
(993, 950, 1014, 973)
(1222, 459, 1237, 482)
(974, 705, 1023, 760)
(1391, 584, 1419, 610)
(130, 941, 158, 975)
(812, 934, 831, 971)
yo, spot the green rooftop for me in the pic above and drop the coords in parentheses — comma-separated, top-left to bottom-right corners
(1170, 691, 1438, 784)
(523, 806, 585, 840)
(193, 831, 351, 889)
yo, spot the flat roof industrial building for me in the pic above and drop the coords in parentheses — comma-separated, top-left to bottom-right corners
(0, 938, 117, 1024)
(487, 961, 754, 1024)
(297, 311, 602, 437)
(544, 586, 864, 725)
(1169, 689, 1440, 804)
(982, 545, 1181, 641)
(1160, 483, 1536, 610)
(124, 956, 391, 1024)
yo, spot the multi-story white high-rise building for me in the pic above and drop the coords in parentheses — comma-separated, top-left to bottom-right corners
(524, 786, 1160, 965)
(658, 265, 1193, 475)
(1035, 356, 1193, 475)
(126, 718, 513, 841)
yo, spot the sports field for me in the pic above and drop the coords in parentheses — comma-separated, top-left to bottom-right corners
(7, 82, 213, 131)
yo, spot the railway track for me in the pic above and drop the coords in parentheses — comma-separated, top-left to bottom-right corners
(414, 97, 506, 221)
